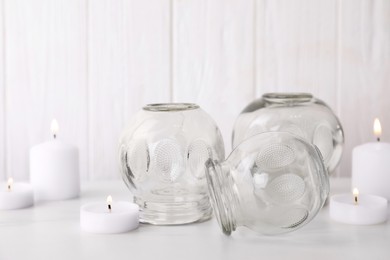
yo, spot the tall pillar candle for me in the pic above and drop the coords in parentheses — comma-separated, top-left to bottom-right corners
(352, 118, 390, 200)
(30, 120, 80, 201)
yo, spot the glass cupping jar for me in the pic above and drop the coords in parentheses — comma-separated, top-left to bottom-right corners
(206, 132, 329, 235)
(232, 93, 344, 173)
(119, 103, 225, 225)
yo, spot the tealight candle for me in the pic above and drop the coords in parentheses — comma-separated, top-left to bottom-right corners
(80, 196, 139, 234)
(329, 188, 388, 225)
(30, 119, 80, 201)
(352, 118, 390, 200)
(0, 178, 34, 210)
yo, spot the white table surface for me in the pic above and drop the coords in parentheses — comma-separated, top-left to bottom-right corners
(1, 178, 389, 260)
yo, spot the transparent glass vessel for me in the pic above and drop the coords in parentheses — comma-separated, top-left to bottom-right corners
(206, 132, 329, 235)
(232, 93, 344, 173)
(119, 103, 225, 225)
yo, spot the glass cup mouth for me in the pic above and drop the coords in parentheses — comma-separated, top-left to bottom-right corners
(205, 159, 229, 235)
(143, 103, 199, 112)
(262, 93, 313, 103)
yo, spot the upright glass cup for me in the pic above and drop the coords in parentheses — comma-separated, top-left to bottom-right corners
(119, 103, 225, 225)
(206, 132, 329, 235)
(232, 93, 344, 174)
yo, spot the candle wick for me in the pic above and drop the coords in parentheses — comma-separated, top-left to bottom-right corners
(108, 204, 112, 213)
(377, 137, 380, 142)
(7, 184, 11, 192)
(354, 196, 358, 205)
(54, 134, 57, 139)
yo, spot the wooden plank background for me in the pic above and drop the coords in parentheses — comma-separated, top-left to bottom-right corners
(0, 0, 4, 180)
(0, 0, 389, 181)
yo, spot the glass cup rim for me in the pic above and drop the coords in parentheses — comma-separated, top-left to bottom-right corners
(262, 92, 313, 103)
(143, 103, 199, 112)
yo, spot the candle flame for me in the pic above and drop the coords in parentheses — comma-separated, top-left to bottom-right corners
(7, 178, 13, 191)
(51, 119, 59, 138)
(353, 188, 359, 205)
(107, 195, 112, 204)
(373, 118, 382, 140)
(107, 195, 112, 212)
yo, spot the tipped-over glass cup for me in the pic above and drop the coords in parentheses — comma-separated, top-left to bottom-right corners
(205, 132, 329, 235)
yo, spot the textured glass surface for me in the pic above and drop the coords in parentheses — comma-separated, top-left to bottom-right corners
(119, 103, 225, 225)
(232, 93, 344, 174)
(206, 132, 329, 235)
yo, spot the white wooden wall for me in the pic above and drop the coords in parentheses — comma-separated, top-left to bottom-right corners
(0, 0, 389, 181)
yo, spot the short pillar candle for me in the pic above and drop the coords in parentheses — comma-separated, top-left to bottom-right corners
(352, 118, 390, 200)
(30, 119, 80, 201)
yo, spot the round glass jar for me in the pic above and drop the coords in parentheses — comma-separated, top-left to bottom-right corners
(119, 103, 225, 225)
(206, 132, 329, 235)
(232, 93, 344, 173)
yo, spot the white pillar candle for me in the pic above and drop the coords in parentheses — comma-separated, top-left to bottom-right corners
(352, 118, 390, 200)
(30, 119, 80, 201)
(0, 178, 34, 210)
(329, 189, 388, 225)
(80, 196, 139, 234)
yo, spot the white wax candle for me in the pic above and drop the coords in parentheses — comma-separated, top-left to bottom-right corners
(352, 142, 390, 200)
(30, 120, 79, 201)
(0, 179, 34, 210)
(329, 193, 388, 225)
(352, 119, 390, 200)
(80, 200, 139, 234)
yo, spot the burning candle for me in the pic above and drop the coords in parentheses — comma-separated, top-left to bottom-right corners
(80, 196, 139, 234)
(352, 118, 390, 200)
(30, 119, 80, 201)
(329, 188, 388, 225)
(0, 178, 34, 210)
